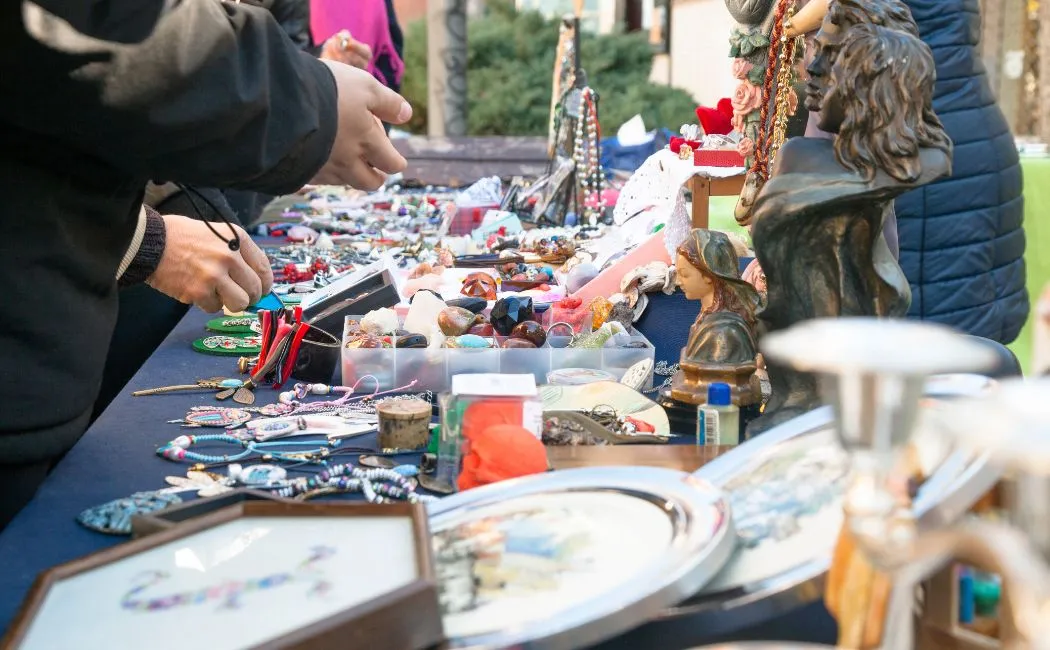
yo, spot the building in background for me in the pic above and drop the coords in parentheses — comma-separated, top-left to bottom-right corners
(513, 0, 736, 110)
(395, 0, 485, 25)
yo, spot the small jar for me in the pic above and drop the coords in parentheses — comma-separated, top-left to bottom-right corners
(377, 399, 432, 451)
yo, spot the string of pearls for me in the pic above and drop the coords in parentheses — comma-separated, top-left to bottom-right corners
(573, 87, 605, 225)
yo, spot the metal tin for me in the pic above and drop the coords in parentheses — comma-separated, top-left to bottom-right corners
(426, 467, 736, 650)
(606, 398, 1000, 647)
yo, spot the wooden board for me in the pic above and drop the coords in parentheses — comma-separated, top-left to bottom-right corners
(546, 444, 732, 473)
(394, 136, 549, 187)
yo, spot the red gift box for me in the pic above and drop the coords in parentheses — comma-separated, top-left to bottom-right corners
(693, 148, 746, 168)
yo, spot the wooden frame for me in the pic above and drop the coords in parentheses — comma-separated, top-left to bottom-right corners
(4, 502, 443, 650)
(690, 174, 746, 229)
(130, 488, 290, 539)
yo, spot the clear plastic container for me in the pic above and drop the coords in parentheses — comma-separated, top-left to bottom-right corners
(342, 316, 655, 392)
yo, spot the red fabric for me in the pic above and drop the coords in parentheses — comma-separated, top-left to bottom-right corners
(458, 424, 547, 491)
(696, 103, 734, 136)
(669, 137, 702, 154)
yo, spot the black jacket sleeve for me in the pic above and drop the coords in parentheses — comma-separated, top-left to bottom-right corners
(0, 0, 338, 195)
(268, 0, 313, 51)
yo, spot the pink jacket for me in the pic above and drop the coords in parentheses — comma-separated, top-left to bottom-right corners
(310, 0, 404, 88)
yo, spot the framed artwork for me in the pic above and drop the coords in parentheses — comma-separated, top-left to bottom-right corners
(613, 395, 1002, 646)
(426, 466, 734, 648)
(5, 503, 443, 650)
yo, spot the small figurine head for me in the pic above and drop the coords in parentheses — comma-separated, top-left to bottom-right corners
(826, 24, 952, 183)
(676, 229, 761, 326)
(806, 0, 918, 131)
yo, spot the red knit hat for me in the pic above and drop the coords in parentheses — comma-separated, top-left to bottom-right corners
(696, 99, 734, 136)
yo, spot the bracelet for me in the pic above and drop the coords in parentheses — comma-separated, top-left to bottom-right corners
(157, 434, 340, 464)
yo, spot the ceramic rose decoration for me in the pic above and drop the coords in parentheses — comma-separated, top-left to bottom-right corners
(727, 17, 804, 169)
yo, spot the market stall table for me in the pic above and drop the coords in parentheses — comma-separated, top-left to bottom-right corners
(0, 307, 837, 646)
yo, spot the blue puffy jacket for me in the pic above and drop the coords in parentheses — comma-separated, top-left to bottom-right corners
(896, 0, 1029, 343)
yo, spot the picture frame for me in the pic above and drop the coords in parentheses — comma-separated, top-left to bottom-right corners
(5, 502, 443, 650)
(609, 398, 1002, 647)
(426, 466, 735, 649)
(130, 489, 291, 539)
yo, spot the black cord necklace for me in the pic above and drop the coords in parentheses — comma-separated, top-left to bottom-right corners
(174, 183, 241, 252)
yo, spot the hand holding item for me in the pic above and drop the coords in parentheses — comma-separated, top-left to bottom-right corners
(147, 215, 274, 313)
(312, 61, 412, 191)
(320, 30, 373, 70)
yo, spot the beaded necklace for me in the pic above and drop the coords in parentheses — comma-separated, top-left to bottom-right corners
(157, 434, 340, 465)
(274, 464, 435, 504)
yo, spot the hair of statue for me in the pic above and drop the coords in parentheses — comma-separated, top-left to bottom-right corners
(677, 236, 758, 329)
(828, 23, 952, 184)
(827, 0, 919, 37)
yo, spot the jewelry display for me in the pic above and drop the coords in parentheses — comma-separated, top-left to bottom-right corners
(163, 470, 234, 497)
(132, 377, 254, 405)
(205, 315, 261, 334)
(245, 415, 377, 442)
(273, 464, 435, 504)
(191, 335, 262, 357)
(157, 434, 340, 465)
(76, 491, 183, 535)
(171, 406, 254, 428)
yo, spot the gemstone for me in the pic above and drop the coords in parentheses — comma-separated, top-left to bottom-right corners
(501, 338, 536, 349)
(468, 323, 494, 337)
(510, 320, 546, 347)
(447, 297, 487, 314)
(461, 273, 499, 301)
(445, 334, 491, 349)
(489, 296, 535, 336)
(437, 306, 480, 336)
(409, 288, 443, 303)
(345, 334, 385, 349)
(396, 334, 428, 349)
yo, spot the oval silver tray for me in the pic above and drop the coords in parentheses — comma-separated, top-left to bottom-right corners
(600, 400, 1000, 648)
(426, 466, 736, 650)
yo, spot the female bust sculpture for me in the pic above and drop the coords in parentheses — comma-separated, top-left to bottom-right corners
(749, 18, 953, 431)
(669, 229, 763, 407)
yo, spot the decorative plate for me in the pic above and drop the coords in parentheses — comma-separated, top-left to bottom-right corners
(619, 358, 654, 391)
(426, 467, 735, 649)
(611, 397, 1000, 645)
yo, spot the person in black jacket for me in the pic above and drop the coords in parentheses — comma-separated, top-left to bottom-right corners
(0, 0, 413, 528)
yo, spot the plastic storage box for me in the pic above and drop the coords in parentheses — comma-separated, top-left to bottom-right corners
(341, 317, 655, 392)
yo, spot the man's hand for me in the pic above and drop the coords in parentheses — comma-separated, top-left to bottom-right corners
(147, 215, 273, 313)
(312, 60, 412, 191)
(320, 30, 373, 70)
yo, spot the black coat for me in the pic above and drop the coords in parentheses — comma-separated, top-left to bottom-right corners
(896, 0, 1029, 343)
(0, 0, 337, 463)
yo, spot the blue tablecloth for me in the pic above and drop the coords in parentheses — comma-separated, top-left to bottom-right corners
(0, 309, 362, 630)
(0, 306, 837, 646)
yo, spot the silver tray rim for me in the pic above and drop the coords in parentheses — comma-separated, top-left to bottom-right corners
(426, 466, 737, 650)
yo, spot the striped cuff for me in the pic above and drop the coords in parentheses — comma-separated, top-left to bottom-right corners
(118, 206, 167, 288)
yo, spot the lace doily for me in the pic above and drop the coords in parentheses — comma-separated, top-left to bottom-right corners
(614, 150, 745, 257)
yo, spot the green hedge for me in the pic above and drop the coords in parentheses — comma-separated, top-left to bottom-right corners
(401, 0, 699, 136)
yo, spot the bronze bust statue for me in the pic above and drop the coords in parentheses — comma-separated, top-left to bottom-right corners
(668, 229, 763, 408)
(748, 7, 953, 432)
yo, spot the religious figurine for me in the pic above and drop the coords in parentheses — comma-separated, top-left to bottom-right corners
(665, 229, 763, 409)
(746, 9, 953, 433)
